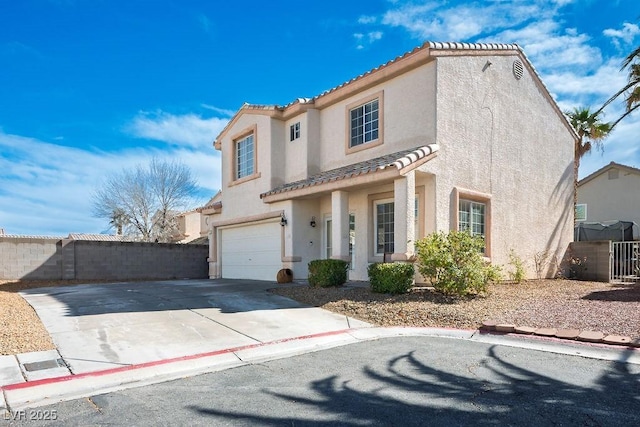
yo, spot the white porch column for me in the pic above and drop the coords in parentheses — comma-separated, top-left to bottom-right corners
(331, 190, 350, 262)
(392, 171, 416, 261)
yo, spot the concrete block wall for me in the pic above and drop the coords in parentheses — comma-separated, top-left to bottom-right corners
(0, 237, 208, 281)
(0, 237, 63, 280)
(569, 241, 611, 282)
(72, 241, 209, 280)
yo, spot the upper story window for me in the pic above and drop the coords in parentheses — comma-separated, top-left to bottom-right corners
(290, 122, 300, 141)
(350, 99, 379, 147)
(575, 204, 587, 222)
(345, 91, 384, 153)
(235, 133, 254, 180)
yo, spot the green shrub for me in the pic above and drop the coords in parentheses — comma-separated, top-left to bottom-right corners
(415, 231, 502, 296)
(508, 249, 526, 284)
(308, 259, 348, 287)
(368, 262, 415, 294)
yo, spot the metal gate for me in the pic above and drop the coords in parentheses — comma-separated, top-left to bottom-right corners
(610, 241, 640, 284)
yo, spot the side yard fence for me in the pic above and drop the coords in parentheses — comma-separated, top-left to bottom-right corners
(570, 240, 640, 284)
(0, 237, 209, 281)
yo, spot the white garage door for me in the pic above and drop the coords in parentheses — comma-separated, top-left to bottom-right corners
(220, 221, 282, 280)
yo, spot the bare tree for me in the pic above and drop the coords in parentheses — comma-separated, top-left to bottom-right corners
(93, 158, 198, 242)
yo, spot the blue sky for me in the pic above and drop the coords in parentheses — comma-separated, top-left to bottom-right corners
(1, 0, 639, 236)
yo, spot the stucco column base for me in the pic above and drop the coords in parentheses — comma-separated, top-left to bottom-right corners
(390, 253, 416, 262)
(208, 259, 220, 279)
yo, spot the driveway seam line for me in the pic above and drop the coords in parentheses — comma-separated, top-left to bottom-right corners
(125, 288, 264, 344)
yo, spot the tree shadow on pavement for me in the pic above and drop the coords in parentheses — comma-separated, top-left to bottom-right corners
(188, 344, 640, 426)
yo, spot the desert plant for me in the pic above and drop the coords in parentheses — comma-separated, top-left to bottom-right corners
(308, 259, 348, 287)
(507, 249, 526, 284)
(368, 262, 415, 294)
(415, 231, 502, 296)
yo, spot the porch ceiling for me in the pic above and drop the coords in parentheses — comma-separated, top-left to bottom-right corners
(260, 144, 439, 203)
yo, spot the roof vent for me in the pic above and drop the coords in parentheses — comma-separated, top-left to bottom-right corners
(513, 60, 524, 80)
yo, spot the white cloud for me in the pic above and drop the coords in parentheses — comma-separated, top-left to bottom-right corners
(358, 15, 377, 24)
(542, 59, 627, 100)
(197, 13, 212, 33)
(0, 131, 221, 236)
(604, 22, 640, 49)
(201, 104, 236, 117)
(353, 31, 383, 50)
(380, 1, 541, 41)
(127, 110, 229, 148)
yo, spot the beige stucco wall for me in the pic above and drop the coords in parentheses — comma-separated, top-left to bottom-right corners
(430, 54, 574, 277)
(577, 168, 640, 226)
(217, 113, 280, 219)
(177, 211, 204, 243)
(318, 63, 438, 171)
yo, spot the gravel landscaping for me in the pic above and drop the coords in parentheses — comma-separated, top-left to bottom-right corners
(1, 278, 639, 356)
(271, 279, 640, 341)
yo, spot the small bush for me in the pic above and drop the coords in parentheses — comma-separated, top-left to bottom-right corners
(308, 259, 348, 287)
(508, 249, 526, 284)
(368, 262, 415, 294)
(415, 231, 502, 296)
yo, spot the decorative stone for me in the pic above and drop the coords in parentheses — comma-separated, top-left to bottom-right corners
(603, 335, 632, 346)
(534, 328, 557, 337)
(495, 324, 516, 333)
(631, 339, 640, 348)
(577, 331, 605, 343)
(514, 326, 537, 334)
(481, 320, 498, 330)
(555, 329, 580, 340)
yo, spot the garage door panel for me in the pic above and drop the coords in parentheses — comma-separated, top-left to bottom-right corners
(221, 222, 281, 280)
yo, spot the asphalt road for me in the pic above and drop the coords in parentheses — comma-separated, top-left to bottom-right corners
(3, 336, 639, 426)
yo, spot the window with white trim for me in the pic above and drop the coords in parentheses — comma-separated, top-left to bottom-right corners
(459, 200, 485, 238)
(290, 122, 300, 141)
(350, 98, 379, 148)
(575, 204, 587, 222)
(374, 200, 394, 255)
(235, 134, 254, 179)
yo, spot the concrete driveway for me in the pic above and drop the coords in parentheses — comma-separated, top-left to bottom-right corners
(18, 279, 371, 375)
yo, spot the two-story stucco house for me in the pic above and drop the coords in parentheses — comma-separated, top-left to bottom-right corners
(577, 162, 640, 227)
(202, 42, 575, 282)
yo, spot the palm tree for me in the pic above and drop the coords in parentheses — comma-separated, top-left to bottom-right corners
(109, 208, 129, 236)
(566, 107, 612, 223)
(598, 45, 640, 129)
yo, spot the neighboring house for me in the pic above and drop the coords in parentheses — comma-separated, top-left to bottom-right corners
(204, 42, 575, 282)
(577, 162, 640, 227)
(175, 209, 207, 243)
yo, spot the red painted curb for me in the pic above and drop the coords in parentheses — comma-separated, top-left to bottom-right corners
(1, 328, 351, 391)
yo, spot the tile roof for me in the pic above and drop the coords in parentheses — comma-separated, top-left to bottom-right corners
(0, 234, 66, 240)
(214, 42, 526, 145)
(199, 190, 223, 212)
(260, 144, 438, 198)
(67, 233, 135, 241)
